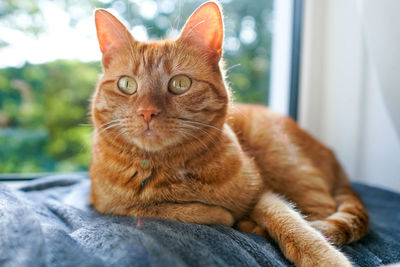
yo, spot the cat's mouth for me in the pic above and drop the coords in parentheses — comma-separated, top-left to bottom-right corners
(140, 129, 159, 137)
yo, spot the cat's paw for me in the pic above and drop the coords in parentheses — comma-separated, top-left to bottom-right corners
(236, 219, 270, 238)
(299, 246, 352, 267)
(209, 206, 235, 227)
(310, 220, 349, 246)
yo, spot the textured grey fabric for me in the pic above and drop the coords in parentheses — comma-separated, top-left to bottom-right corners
(0, 174, 399, 267)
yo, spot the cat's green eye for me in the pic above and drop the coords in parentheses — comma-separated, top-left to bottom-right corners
(168, 75, 192, 95)
(118, 76, 137, 95)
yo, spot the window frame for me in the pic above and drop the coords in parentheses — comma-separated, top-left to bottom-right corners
(288, 0, 304, 120)
(268, 0, 303, 120)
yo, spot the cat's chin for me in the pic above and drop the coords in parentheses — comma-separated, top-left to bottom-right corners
(133, 130, 171, 152)
(134, 139, 170, 152)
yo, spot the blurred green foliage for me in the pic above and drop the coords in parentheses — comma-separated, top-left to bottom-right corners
(0, 61, 100, 172)
(0, 0, 273, 173)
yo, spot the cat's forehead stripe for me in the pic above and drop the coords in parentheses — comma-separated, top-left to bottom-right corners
(133, 42, 174, 75)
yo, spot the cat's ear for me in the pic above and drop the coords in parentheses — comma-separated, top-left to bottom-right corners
(94, 9, 134, 55)
(178, 1, 224, 57)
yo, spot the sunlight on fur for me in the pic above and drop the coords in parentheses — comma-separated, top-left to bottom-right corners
(89, 2, 368, 266)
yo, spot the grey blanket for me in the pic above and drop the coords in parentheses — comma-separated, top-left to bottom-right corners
(0, 174, 399, 267)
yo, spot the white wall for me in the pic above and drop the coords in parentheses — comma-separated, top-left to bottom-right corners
(300, 0, 400, 192)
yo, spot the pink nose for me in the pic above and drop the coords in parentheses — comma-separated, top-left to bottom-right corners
(137, 106, 161, 123)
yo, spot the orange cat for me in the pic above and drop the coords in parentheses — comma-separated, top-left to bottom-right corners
(89, 2, 368, 266)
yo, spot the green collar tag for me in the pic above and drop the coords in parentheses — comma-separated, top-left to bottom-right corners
(140, 159, 150, 170)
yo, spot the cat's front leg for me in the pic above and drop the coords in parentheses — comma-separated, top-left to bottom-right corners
(250, 191, 352, 267)
(130, 202, 235, 227)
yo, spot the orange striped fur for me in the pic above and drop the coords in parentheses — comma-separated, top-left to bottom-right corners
(90, 2, 368, 266)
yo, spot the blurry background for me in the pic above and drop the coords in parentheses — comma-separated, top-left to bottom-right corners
(0, 0, 275, 173)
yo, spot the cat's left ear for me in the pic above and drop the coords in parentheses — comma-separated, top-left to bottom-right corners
(95, 9, 135, 55)
(178, 1, 224, 58)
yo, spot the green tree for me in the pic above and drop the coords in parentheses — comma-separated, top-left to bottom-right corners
(0, 60, 100, 172)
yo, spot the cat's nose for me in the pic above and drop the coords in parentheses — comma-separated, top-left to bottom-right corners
(137, 106, 161, 123)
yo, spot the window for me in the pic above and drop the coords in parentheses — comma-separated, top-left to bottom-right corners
(0, 0, 299, 175)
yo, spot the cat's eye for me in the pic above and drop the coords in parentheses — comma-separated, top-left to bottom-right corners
(118, 76, 137, 95)
(168, 75, 192, 95)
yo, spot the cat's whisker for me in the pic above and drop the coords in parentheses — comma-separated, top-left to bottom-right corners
(96, 121, 120, 133)
(179, 129, 209, 152)
(225, 64, 241, 73)
(180, 123, 220, 147)
(110, 129, 128, 147)
(97, 118, 122, 130)
(96, 122, 122, 135)
(182, 126, 218, 146)
(177, 118, 223, 133)
(102, 127, 123, 139)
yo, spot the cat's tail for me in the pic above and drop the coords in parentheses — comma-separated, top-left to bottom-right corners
(311, 164, 369, 246)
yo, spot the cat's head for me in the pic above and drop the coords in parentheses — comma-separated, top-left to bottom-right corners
(92, 1, 230, 152)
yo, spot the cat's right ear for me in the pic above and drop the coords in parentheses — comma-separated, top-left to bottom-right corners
(178, 1, 224, 61)
(94, 9, 134, 56)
